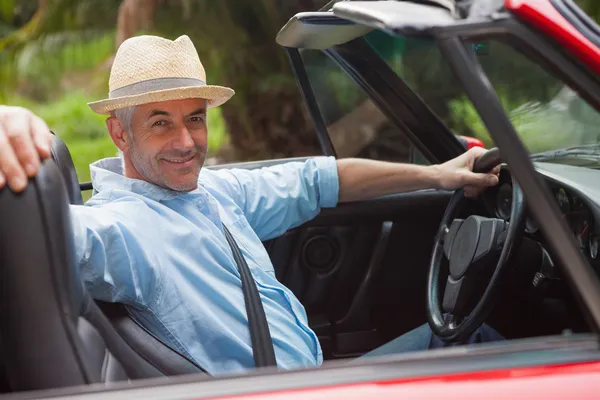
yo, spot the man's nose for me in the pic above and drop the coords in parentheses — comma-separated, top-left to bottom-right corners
(173, 126, 195, 150)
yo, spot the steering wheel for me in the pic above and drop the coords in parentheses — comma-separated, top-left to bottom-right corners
(426, 148, 526, 343)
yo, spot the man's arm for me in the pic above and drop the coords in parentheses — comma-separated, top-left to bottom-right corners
(207, 157, 338, 241)
(70, 203, 161, 306)
(337, 148, 500, 203)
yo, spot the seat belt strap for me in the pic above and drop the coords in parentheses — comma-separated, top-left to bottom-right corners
(222, 225, 277, 368)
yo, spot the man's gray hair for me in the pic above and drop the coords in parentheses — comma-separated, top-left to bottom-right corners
(111, 106, 136, 160)
(111, 106, 136, 133)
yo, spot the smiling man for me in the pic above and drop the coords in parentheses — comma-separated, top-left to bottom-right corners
(0, 35, 502, 375)
(110, 100, 209, 191)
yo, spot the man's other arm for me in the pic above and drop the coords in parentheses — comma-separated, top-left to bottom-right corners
(210, 157, 338, 241)
(212, 149, 499, 241)
(337, 148, 499, 202)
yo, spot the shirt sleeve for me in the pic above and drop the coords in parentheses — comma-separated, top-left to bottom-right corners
(69, 201, 162, 306)
(209, 156, 339, 241)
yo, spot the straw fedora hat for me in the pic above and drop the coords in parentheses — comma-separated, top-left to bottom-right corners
(88, 35, 234, 114)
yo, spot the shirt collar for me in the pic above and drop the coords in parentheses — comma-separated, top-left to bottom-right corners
(90, 157, 185, 201)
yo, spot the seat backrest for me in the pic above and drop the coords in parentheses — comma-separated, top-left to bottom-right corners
(49, 134, 206, 375)
(51, 133, 84, 205)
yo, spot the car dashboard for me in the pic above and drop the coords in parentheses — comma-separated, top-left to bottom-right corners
(483, 163, 600, 269)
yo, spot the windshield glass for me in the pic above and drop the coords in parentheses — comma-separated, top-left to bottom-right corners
(303, 29, 600, 168)
(299, 43, 428, 164)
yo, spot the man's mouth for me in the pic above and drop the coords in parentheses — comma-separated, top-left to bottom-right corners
(163, 155, 196, 165)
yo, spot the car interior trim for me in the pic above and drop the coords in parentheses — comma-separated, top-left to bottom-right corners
(305, 189, 454, 227)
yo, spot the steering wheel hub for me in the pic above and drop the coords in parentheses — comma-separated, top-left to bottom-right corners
(449, 217, 481, 279)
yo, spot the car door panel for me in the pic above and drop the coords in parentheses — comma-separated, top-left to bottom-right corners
(265, 189, 484, 359)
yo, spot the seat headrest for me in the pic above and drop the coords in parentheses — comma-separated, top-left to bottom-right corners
(50, 134, 84, 205)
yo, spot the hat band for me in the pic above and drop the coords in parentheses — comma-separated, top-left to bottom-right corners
(109, 77, 207, 98)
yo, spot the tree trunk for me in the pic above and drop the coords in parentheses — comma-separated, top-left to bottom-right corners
(219, 90, 320, 161)
(115, 0, 160, 48)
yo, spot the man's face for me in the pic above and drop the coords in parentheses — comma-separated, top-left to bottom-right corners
(119, 98, 208, 192)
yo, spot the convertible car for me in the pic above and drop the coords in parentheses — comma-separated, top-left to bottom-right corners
(2, 0, 600, 398)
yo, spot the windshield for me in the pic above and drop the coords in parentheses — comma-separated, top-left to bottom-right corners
(300, 43, 428, 164)
(302, 29, 600, 168)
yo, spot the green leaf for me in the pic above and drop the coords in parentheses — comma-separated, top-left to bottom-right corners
(0, 0, 15, 23)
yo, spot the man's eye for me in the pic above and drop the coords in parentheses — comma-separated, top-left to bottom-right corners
(152, 120, 167, 127)
(189, 116, 205, 123)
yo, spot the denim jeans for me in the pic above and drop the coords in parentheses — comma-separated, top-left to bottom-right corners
(360, 323, 504, 358)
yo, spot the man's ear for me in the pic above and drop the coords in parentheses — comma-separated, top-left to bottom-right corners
(106, 117, 129, 152)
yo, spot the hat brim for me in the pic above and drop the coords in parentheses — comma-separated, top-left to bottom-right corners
(88, 85, 235, 114)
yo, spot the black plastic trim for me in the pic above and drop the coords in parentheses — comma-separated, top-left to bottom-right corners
(305, 189, 453, 226)
(300, 14, 356, 26)
(284, 47, 337, 157)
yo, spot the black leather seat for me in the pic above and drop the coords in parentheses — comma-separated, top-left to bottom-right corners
(49, 134, 206, 375)
(50, 133, 84, 205)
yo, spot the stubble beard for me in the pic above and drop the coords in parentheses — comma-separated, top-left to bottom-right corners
(128, 143, 207, 192)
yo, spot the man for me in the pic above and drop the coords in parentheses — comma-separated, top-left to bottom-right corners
(0, 35, 501, 375)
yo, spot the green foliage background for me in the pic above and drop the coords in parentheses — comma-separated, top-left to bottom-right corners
(0, 0, 303, 183)
(1, 0, 600, 187)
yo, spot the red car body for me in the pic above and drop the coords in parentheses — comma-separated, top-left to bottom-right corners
(207, 361, 600, 399)
(459, 135, 485, 150)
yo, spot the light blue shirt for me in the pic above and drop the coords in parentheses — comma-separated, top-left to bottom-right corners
(69, 156, 339, 376)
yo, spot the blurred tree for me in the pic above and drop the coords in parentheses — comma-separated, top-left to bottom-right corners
(115, 0, 160, 48)
(2, 0, 329, 161)
(0, 0, 120, 101)
(111, 0, 328, 161)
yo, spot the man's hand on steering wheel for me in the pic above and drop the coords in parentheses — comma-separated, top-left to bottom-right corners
(427, 147, 524, 343)
(435, 147, 501, 197)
